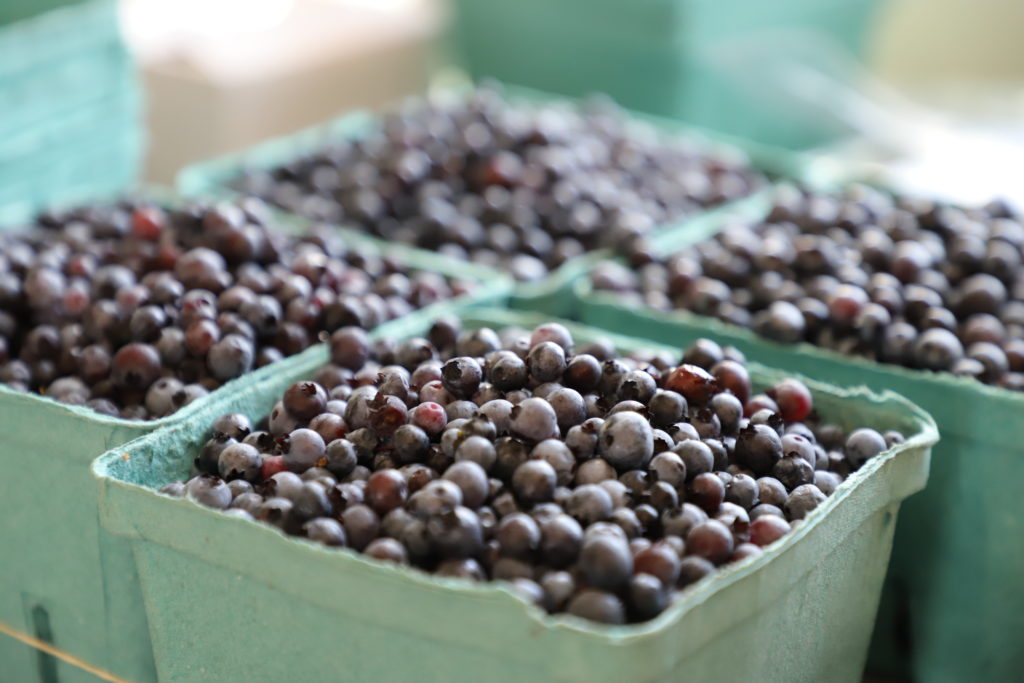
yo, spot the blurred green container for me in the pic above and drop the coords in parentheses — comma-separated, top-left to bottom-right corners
(0, 122, 143, 229)
(0, 85, 140, 166)
(0, 0, 120, 74)
(177, 85, 813, 318)
(0, 41, 134, 140)
(93, 309, 935, 682)
(0, 0, 92, 28)
(0, 628, 109, 683)
(0, 213, 510, 681)
(451, 0, 882, 150)
(573, 215, 1024, 682)
(0, 0, 143, 227)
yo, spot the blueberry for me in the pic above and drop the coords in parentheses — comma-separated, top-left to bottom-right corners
(772, 455, 815, 491)
(672, 439, 712, 480)
(530, 323, 573, 354)
(677, 555, 716, 587)
(408, 480, 463, 518)
(648, 390, 687, 428)
(686, 519, 734, 564)
(454, 436, 497, 473)
(784, 484, 827, 520)
(426, 506, 484, 558)
(568, 459, 612, 487)
(303, 517, 347, 546)
(547, 387, 587, 432)
(323, 438, 358, 478)
(688, 472, 725, 513)
(598, 411, 653, 471)
(564, 354, 602, 392)
(111, 343, 161, 390)
(634, 542, 682, 587)
(579, 534, 633, 590)
(526, 341, 566, 383)
(813, 470, 842, 496)
(511, 459, 557, 505)
(629, 573, 669, 621)
(230, 492, 264, 516)
(540, 571, 576, 612)
(539, 514, 583, 568)
(330, 327, 370, 370)
(487, 352, 527, 391)
(735, 423, 783, 475)
(283, 428, 326, 472)
(509, 398, 559, 442)
(496, 512, 541, 560)
(340, 504, 380, 551)
(844, 427, 888, 466)
(914, 328, 964, 371)
(437, 558, 487, 581)
(218, 442, 262, 482)
(565, 484, 613, 525)
(607, 507, 643, 538)
(283, 381, 328, 421)
(159, 481, 185, 498)
(365, 469, 408, 515)
(567, 589, 625, 625)
(442, 357, 483, 399)
(531, 439, 575, 486)
(185, 474, 232, 509)
(724, 472, 759, 509)
(443, 460, 489, 509)
(207, 334, 255, 380)
(212, 412, 253, 441)
(364, 537, 409, 564)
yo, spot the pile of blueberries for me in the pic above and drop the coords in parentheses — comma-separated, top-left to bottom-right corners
(0, 200, 474, 419)
(594, 185, 1024, 391)
(233, 86, 764, 282)
(170, 319, 902, 624)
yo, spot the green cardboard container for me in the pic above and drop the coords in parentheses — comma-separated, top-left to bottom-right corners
(177, 85, 812, 318)
(0, 628, 109, 683)
(574, 218, 1024, 681)
(0, 211, 510, 681)
(93, 309, 936, 682)
(0, 0, 121, 77)
(451, 0, 882, 150)
(0, 122, 143, 229)
(0, 85, 140, 166)
(0, 41, 134, 140)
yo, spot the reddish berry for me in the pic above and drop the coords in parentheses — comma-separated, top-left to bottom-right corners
(261, 455, 288, 479)
(744, 394, 780, 418)
(749, 514, 791, 547)
(131, 206, 167, 241)
(663, 364, 719, 404)
(769, 378, 813, 422)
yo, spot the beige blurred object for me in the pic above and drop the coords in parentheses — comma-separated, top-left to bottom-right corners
(122, 0, 446, 183)
(788, 0, 1024, 209)
(872, 0, 1024, 87)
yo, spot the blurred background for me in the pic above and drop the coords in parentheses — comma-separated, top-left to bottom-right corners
(124, 0, 1024, 200)
(6, 0, 1024, 217)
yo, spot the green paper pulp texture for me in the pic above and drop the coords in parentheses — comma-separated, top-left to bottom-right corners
(0, 0, 121, 77)
(574, 213, 1024, 681)
(176, 85, 812, 318)
(0, 41, 135, 140)
(0, 0, 89, 27)
(0, 83, 141, 165)
(0, 121, 144, 230)
(0, 218, 509, 682)
(451, 0, 881, 150)
(93, 309, 936, 683)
